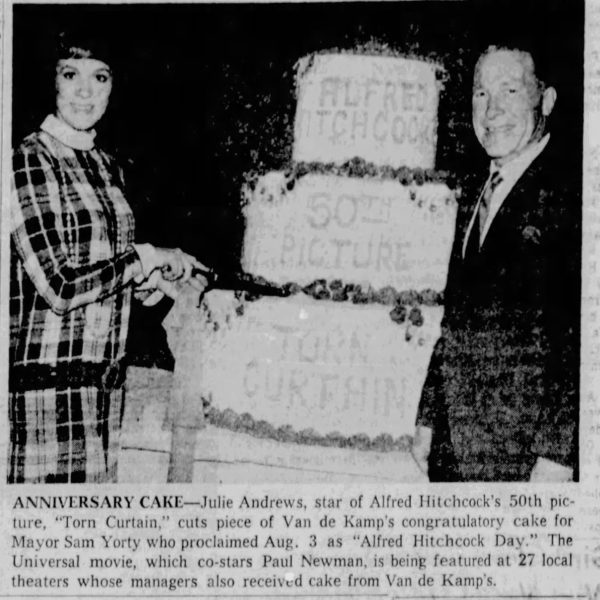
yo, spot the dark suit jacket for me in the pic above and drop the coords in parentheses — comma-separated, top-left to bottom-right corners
(417, 142, 580, 481)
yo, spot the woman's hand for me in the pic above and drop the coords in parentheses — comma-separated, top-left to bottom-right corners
(134, 244, 209, 288)
(159, 249, 209, 291)
(159, 248, 196, 282)
(135, 269, 179, 305)
(134, 246, 210, 306)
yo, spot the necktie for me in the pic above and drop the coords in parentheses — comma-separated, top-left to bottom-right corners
(479, 169, 503, 240)
(463, 169, 503, 262)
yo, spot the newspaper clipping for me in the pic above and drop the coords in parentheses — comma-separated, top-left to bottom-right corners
(1, 0, 599, 598)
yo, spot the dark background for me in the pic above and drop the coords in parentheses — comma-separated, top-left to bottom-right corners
(13, 0, 583, 273)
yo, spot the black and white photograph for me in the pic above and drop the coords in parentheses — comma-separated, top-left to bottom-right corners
(7, 1, 583, 486)
(5, 0, 600, 597)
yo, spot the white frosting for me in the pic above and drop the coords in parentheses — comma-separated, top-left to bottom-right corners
(165, 53, 455, 450)
(294, 54, 440, 168)
(243, 172, 456, 290)
(167, 290, 443, 440)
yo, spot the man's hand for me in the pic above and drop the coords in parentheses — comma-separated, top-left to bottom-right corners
(411, 425, 433, 479)
(529, 457, 573, 482)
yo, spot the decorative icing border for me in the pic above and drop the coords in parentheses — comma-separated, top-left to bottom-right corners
(291, 159, 453, 186)
(236, 279, 443, 328)
(204, 403, 413, 453)
(243, 158, 456, 191)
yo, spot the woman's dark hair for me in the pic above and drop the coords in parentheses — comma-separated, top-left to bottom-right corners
(55, 29, 114, 67)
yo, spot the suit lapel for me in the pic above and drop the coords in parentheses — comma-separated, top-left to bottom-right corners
(479, 151, 546, 254)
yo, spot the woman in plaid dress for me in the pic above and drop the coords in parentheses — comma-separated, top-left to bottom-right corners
(9, 34, 207, 483)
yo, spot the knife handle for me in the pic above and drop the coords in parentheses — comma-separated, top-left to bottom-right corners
(161, 265, 215, 282)
(191, 266, 215, 279)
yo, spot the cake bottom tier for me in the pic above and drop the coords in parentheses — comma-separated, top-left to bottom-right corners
(119, 368, 423, 483)
(165, 289, 444, 445)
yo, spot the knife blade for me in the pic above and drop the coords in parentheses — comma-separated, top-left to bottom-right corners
(191, 267, 291, 297)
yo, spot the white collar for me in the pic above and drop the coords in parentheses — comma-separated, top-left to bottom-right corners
(490, 133, 550, 182)
(41, 114, 96, 151)
(462, 133, 550, 257)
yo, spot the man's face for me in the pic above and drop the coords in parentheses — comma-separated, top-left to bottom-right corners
(472, 50, 545, 165)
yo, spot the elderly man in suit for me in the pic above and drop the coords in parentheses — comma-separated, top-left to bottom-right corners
(412, 45, 580, 482)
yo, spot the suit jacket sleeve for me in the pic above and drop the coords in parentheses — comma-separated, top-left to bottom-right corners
(416, 336, 445, 429)
(530, 183, 580, 469)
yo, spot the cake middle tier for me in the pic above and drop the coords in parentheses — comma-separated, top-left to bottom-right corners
(243, 172, 456, 291)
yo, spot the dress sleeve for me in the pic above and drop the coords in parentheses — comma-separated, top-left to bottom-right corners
(11, 144, 142, 315)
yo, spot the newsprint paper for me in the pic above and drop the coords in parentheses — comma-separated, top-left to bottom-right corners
(1, 0, 600, 598)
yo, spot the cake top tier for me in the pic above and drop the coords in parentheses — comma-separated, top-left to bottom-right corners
(293, 53, 442, 170)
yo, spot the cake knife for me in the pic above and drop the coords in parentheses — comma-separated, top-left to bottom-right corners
(190, 267, 291, 297)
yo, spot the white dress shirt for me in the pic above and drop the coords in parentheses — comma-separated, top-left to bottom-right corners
(462, 134, 550, 257)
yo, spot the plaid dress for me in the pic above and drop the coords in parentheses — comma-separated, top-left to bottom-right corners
(9, 115, 141, 483)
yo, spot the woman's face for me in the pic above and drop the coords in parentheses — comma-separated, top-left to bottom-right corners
(55, 58, 112, 131)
